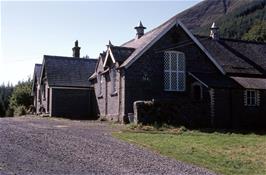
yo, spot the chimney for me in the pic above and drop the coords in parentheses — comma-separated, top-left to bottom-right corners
(72, 40, 81, 58)
(210, 22, 219, 40)
(134, 21, 146, 39)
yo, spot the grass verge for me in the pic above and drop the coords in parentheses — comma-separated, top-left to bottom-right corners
(113, 126, 266, 175)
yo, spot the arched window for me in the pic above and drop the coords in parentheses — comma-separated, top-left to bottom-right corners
(164, 51, 185, 91)
(192, 83, 202, 101)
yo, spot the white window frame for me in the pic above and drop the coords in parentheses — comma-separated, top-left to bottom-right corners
(245, 89, 259, 106)
(164, 51, 186, 92)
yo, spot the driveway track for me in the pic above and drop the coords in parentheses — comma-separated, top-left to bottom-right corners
(0, 117, 218, 175)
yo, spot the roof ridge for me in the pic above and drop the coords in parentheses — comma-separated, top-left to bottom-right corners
(195, 35, 266, 45)
(44, 55, 97, 61)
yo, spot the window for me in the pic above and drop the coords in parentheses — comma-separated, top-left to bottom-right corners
(98, 74, 103, 96)
(164, 51, 185, 91)
(111, 68, 117, 94)
(244, 90, 260, 106)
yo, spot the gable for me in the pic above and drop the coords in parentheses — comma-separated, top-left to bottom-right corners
(126, 22, 224, 76)
(120, 20, 225, 75)
(198, 37, 266, 76)
(103, 46, 135, 68)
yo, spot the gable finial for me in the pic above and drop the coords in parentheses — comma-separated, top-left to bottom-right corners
(210, 22, 220, 40)
(108, 40, 113, 46)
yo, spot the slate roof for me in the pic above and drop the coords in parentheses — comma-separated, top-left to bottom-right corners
(31, 64, 42, 95)
(93, 13, 266, 89)
(113, 15, 266, 76)
(189, 72, 239, 88)
(33, 64, 42, 83)
(231, 77, 266, 90)
(42, 55, 97, 87)
(110, 46, 135, 64)
(120, 17, 176, 68)
(196, 36, 266, 76)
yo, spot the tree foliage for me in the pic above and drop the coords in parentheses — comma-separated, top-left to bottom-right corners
(196, 0, 266, 41)
(8, 78, 33, 116)
(242, 20, 266, 42)
(0, 83, 13, 117)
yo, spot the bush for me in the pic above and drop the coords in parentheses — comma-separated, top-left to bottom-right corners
(5, 108, 14, 117)
(14, 106, 26, 116)
(8, 78, 33, 116)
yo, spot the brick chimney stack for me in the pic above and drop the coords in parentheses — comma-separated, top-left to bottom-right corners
(72, 40, 81, 58)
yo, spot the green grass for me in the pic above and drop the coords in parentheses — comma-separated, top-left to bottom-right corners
(113, 129, 266, 175)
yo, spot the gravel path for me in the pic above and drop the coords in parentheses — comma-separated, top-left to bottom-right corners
(0, 116, 218, 175)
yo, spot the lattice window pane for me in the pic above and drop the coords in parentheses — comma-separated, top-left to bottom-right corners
(171, 72, 177, 90)
(178, 72, 185, 90)
(178, 53, 185, 71)
(164, 52, 170, 70)
(164, 71, 170, 90)
(164, 51, 186, 91)
(171, 56, 177, 71)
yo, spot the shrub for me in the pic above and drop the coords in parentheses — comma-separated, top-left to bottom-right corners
(14, 106, 26, 116)
(5, 108, 14, 117)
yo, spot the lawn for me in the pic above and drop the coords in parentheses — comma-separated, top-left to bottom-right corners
(113, 127, 266, 175)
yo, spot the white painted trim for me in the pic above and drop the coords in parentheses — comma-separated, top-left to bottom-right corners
(188, 72, 209, 88)
(245, 89, 260, 106)
(103, 47, 116, 67)
(123, 19, 225, 75)
(51, 86, 92, 90)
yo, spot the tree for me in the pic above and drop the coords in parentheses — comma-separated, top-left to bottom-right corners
(0, 83, 13, 117)
(242, 21, 266, 42)
(8, 78, 33, 116)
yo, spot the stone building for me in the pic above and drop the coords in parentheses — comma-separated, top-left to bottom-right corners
(31, 64, 42, 114)
(36, 41, 98, 119)
(90, 17, 266, 128)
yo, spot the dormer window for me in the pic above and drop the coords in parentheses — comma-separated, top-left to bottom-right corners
(164, 51, 186, 91)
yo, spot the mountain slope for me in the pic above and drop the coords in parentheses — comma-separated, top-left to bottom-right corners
(176, 0, 266, 42)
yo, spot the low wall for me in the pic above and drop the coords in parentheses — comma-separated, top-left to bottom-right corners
(133, 98, 211, 128)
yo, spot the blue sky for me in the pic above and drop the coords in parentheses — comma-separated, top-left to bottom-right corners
(0, 1, 201, 85)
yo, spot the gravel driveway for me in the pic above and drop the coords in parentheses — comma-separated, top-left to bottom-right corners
(0, 116, 218, 175)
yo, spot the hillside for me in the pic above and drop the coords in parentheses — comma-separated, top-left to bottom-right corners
(177, 0, 266, 42)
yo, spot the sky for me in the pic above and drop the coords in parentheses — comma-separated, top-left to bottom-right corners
(0, 0, 201, 85)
